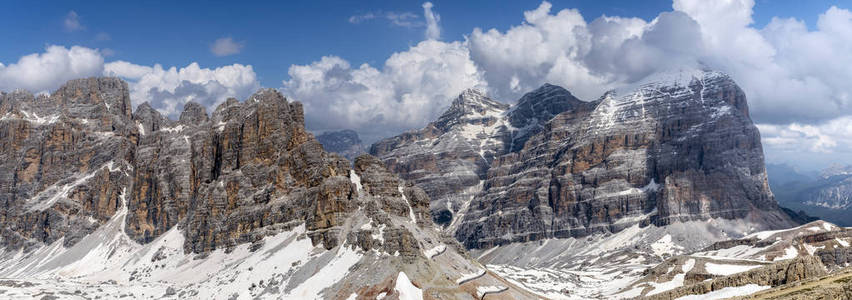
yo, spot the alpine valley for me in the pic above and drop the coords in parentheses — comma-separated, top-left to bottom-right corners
(0, 70, 850, 300)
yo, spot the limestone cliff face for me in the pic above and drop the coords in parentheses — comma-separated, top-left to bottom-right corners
(370, 86, 584, 229)
(0, 78, 430, 256)
(373, 70, 796, 249)
(0, 78, 135, 251)
(0, 78, 544, 299)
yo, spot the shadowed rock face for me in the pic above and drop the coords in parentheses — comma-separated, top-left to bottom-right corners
(373, 70, 795, 249)
(316, 129, 365, 161)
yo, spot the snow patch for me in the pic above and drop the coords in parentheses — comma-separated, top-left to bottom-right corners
(773, 246, 798, 261)
(456, 269, 486, 285)
(476, 285, 508, 298)
(160, 125, 184, 133)
(136, 122, 145, 135)
(423, 244, 446, 259)
(674, 284, 769, 300)
(400, 186, 417, 224)
(394, 272, 423, 300)
(651, 235, 684, 257)
(704, 262, 762, 276)
(682, 259, 695, 273)
(349, 170, 362, 193)
(647, 273, 685, 296)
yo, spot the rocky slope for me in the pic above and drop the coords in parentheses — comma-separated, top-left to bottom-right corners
(472, 217, 852, 299)
(373, 70, 795, 250)
(0, 78, 536, 299)
(317, 129, 365, 161)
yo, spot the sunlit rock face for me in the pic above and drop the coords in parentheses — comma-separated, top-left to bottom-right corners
(0, 78, 136, 251)
(374, 70, 796, 249)
(0, 77, 540, 299)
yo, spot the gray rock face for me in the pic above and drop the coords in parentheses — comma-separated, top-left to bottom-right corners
(506, 83, 588, 152)
(316, 129, 365, 161)
(373, 70, 796, 249)
(371, 89, 512, 228)
(0, 77, 546, 300)
(642, 256, 827, 300)
(0, 78, 136, 251)
(0, 78, 431, 255)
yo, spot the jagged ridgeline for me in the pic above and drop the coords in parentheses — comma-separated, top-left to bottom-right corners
(0, 77, 536, 299)
(372, 70, 797, 249)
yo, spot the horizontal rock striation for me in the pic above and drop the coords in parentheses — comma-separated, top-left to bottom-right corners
(642, 255, 827, 300)
(371, 86, 584, 229)
(373, 70, 796, 249)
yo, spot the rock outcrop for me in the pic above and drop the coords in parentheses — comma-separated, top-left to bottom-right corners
(642, 256, 827, 300)
(373, 70, 796, 249)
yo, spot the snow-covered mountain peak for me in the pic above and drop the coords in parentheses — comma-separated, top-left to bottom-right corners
(447, 88, 508, 116)
(433, 88, 509, 133)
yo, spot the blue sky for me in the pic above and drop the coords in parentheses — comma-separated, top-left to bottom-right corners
(1, 0, 851, 170)
(1, 0, 840, 87)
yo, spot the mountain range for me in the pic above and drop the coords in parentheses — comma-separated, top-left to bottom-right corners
(0, 70, 849, 299)
(768, 163, 852, 227)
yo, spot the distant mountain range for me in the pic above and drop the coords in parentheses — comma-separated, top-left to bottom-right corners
(316, 129, 365, 161)
(769, 163, 852, 226)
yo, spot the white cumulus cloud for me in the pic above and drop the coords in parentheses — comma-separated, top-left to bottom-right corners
(0, 45, 104, 93)
(105, 61, 259, 118)
(422, 2, 441, 40)
(283, 40, 484, 142)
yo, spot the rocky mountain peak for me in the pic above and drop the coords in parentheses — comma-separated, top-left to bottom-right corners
(373, 69, 795, 251)
(52, 77, 132, 119)
(178, 101, 209, 125)
(434, 88, 508, 132)
(451, 88, 505, 110)
(132, 102, 167, 134)
(507, 82, 592, 152)
(508, 83, 585, 128)
(0, 77, 540, 299)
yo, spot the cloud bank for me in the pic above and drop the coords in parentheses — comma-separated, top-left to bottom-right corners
(283, 40, 483, 142)
(289, 0, 852, 165)
(0, 45, 103, 93)
(105, 61, 259, 118)
(0, 0, 850, 168)
(0, 45, 259, 119)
